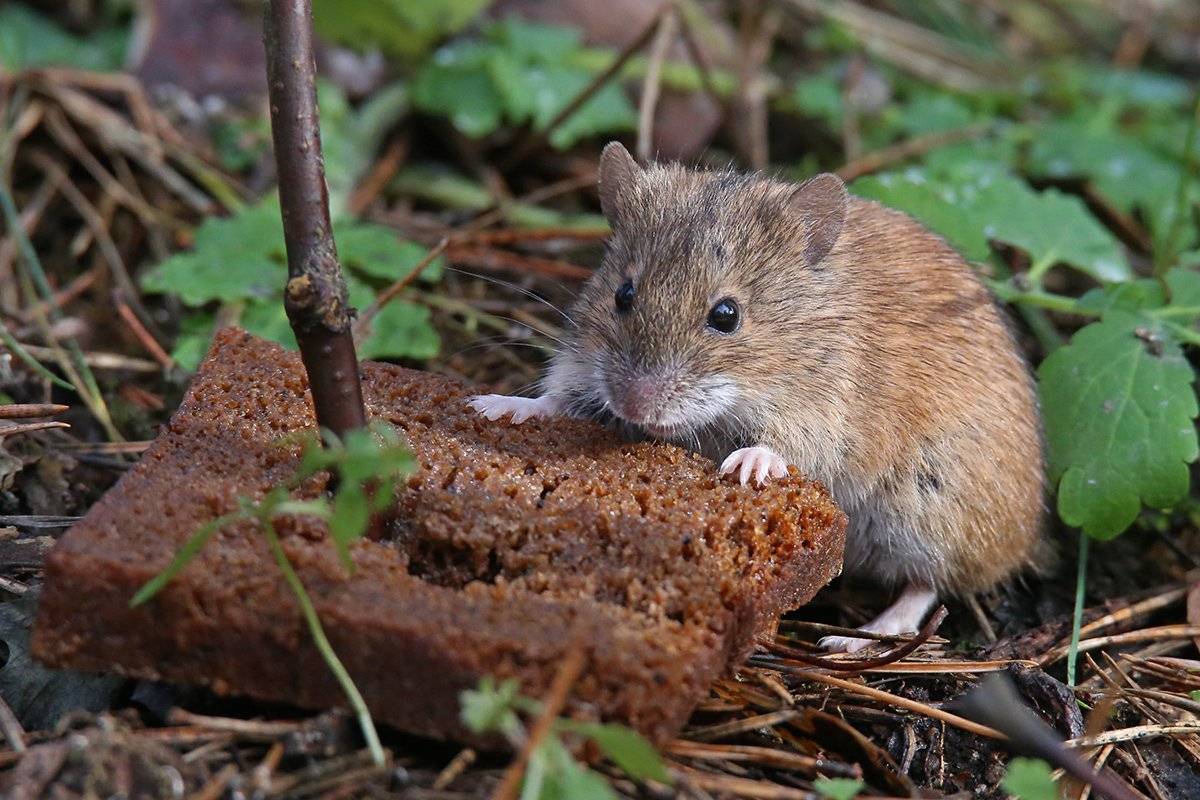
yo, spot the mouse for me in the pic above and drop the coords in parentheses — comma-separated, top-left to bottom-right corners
(469, 141, 1045, 652)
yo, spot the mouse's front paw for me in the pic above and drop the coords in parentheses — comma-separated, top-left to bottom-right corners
(719, 446, 789, 487)
(467, 394, 557, 424)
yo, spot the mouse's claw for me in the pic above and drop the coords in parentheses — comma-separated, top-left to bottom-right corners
(719, 446, 789, 487)
(467, 394, 558, 424)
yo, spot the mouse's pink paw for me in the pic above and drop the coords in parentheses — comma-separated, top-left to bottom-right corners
(719, 446, 789, 487)
(467, 394, 557, 424)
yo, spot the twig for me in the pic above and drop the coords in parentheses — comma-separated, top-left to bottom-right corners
(491, 644, 588, 800)
(1067, 723, 1200, 748)
(685, 709, 801, 742)
(1042, 625, 1200, 666)
(445, 244, 592, 282)
(264, 0, 366, 438)
(0, 693, 25, 753)
(675, 766, 816, 799)
(637, 5, 678, 161)
(16, 343, 159, 372)
(760, 606, 948, 672)
(432, 748, 476, 791)
(0, 421, 69, 438)
(115, 291, 174, 370)
(353, 237, 448, 339)
(1078, 586, 1190, 641)
(965, 595, 998, 643)
(347, 136, 409, 217)
(456, 226, 608, 247)
(0, 403, 67, 419)
(771, 668, 1004, 739)
(189, 763, 239, 800)
(835, 122, 993, 181)
(665, 741, 857, 777)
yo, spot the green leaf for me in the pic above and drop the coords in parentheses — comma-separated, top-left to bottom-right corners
(410, 21, 636, 148)
(1039, 311, 1199, 538)
(1165, 269, 1200, 309)
(335, 223, 443, 282)
(319, 81, 410, 216)
(313, 0, 489, 61)
(788, 69, 843, 130)
(460, 677, 523, 738)
(140, 199, 286, 305)
(1027, 122, 1185, 240)
(329, 484, 369, 567)
(170, 313, 219, 372)
(572, 723, 670, 783)
(359, 301, 441, 361)
(489, 18, 583, 64)
(241, 300, 298, 351)
(412, 59, 506, 138)
(1191, 690, 1200, 702)
(0, 6, 127, 71)
(813, 777, 865, 800)
(538, 738, 618, 800)
(971, 175, 1131, 282)
(896, 93, 975, 136)
(529, 69, 637, 150)
(1001, 758, 1060, 800)
(851, 170, 991, 261)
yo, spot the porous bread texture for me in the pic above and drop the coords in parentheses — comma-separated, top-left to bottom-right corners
(33, 329, 845, 744)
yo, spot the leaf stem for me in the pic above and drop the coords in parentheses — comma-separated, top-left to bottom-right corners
(1066, 532, 1090, 688)
(1161, 320, 1200, 348)
(130, 511, 246, 606)
(260, 518, 385, 767)
(1025, 251, 1059, 287)
(1156, 89, 1200, 278)
(987, 281, 1098, 317)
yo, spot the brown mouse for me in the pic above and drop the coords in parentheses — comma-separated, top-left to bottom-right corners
(470, 142, 1045, 651)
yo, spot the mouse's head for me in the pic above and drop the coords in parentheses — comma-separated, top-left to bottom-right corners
(550, 142, 850, 442)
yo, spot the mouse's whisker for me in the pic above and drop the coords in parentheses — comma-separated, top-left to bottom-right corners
(445, 266, 576, 326)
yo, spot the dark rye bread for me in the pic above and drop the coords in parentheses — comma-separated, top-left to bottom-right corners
(33, 329, 845, 744)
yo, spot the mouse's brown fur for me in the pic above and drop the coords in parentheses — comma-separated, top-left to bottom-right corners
(544, 144, 1045, 600)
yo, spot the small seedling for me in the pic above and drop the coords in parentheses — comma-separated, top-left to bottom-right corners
(461, 677, 671, 799)
(813, 777, 865, 800)
(1001, 757, 1061, 800)
(131, 422, 415, 766)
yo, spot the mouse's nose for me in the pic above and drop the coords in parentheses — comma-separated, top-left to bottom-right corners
(615, 376, 663, 424)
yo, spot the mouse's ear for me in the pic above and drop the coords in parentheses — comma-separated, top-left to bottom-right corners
(598, 141, 640, 227)
(790, 173, 848, 266)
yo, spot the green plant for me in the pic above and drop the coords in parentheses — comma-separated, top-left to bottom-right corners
(0, 5, 128, 71)
(313, 0, 490, 62)
(411, 18, 637, 147)
(813, 777, 865, 800)
(140, 196, 442, 370)
(131, 422, 416, 766)
(1001, 757, 1060, 800)
(461, 677, 671, 799)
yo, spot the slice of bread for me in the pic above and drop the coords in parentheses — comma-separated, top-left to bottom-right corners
(33, 328, 845, 743)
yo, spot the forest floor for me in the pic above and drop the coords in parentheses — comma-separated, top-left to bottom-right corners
(2, 1, 1200, 798)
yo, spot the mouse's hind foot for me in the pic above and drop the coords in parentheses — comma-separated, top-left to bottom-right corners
(818, 584, 938, 653)
(467, 394, 559, 424)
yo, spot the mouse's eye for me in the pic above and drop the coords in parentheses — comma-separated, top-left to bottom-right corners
(615, 280, 635, 313)
(706, 298, 740, 334)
